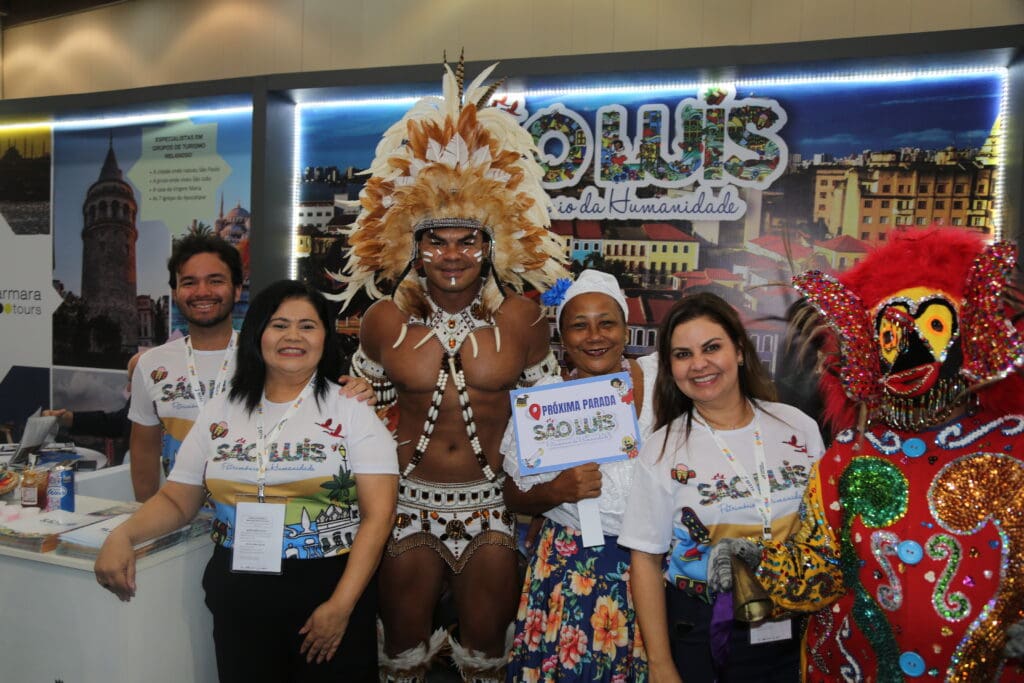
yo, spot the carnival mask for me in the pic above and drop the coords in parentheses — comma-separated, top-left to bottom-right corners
(792, 229, 1024, 431)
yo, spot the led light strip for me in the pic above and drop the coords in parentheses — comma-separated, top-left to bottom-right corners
(299, 96, 421, 110)
(290, 104, 302, 280)
(992, 73, 1009, 240)
(0, 105, 252, 133)
(505, 66, 1005, 100)
(288, 65, 1008, 261)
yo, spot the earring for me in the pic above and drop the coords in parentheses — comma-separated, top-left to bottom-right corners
(739, 357, 745, 366)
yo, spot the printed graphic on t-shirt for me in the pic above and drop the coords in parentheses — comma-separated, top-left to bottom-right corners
(668, 506, 713, 601)
(666, 433, 813, 599)
(154, 374, 216, 411)
(205, 415, 362, 559)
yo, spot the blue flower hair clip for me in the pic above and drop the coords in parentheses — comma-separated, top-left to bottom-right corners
(541, 277, 573, 307)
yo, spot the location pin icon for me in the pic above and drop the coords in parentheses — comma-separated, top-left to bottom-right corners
(529, 403, 541, 420)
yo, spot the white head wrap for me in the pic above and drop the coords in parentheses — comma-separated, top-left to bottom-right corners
(556, 269, 629, 327)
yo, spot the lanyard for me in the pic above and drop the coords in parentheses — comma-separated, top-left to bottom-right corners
(184, 330, 238, 410)
(696, 405, 773, 541)
(254, 378, 315, 501)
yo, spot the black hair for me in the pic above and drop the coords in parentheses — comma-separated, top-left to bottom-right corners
(168, 233, 244, 289)
(229, 279, 341, 414)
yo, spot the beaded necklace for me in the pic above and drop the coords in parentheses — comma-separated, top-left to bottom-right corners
(402, 293, 497, 481)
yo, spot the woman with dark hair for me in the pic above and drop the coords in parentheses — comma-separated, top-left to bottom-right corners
(96, 280, 398, 683)
(618, 292, 824, 683)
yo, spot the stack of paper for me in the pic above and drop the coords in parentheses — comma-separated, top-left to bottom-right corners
(0, 505, 133, 553)
(56, 510, 212, 559)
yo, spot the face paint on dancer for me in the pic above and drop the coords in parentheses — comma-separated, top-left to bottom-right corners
(416, 227, 488, 296)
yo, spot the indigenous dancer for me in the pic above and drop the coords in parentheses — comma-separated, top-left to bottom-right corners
(752, 227, 1024, 681)
(338, 57, 566, 683)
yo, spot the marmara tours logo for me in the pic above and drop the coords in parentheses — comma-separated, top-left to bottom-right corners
(0, 287, 43, 317)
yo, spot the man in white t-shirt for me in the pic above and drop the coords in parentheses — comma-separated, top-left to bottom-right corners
(128, 234, 243, 502)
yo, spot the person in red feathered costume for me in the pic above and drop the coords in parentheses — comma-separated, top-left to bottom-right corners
(721, 227, 1024, 681)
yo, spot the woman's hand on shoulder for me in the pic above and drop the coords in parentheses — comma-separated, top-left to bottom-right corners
(299, 598, 351, 663)
(337, 374, 376, 405)
(552, 462, 602, 503)
(94, 529, 137, 602)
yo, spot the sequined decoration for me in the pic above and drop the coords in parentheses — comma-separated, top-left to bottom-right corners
(756, 463, 844, 609)
(960, 241, 1024, 384)
(794, 271, 881, 410)
(836, 615, 863, 683)
(863, 430, 902, 456)
(879, 376, 969, 432)
(937, 414, 1024, 450)
(928, 452, 1024, 682)
(926, 533, 970, 620)
(809, 607, 835, 676)
(871, 531, 903, 610)
(838, 457, 909, 680)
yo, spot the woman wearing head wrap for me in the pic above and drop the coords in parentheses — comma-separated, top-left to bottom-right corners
(503, 269, 655, 682)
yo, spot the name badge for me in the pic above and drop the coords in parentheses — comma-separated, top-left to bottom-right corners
(750, 618, 792, 645)
(231, 496, 286, 574)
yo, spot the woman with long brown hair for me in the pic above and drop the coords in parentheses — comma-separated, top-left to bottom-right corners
(619, 292, 824, 683)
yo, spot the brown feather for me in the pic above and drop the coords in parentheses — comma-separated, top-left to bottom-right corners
(456, 49, 466, 106)
(476, 77, 507, 109)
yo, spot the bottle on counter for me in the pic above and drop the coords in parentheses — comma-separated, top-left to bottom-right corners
(19, 466, 48, 509)
(44, 465, 74, 512)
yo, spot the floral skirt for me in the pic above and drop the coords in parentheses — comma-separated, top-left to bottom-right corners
(507, 519, 647, 682)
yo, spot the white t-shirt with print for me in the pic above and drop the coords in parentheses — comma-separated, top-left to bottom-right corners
(129, 336, 237, 473)
(169, 380, 398, 559)
(618, 401, 824, 590)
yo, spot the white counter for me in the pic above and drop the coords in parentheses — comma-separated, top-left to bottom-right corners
(0, 496, 217, 682)
(75, 462, 136, 501)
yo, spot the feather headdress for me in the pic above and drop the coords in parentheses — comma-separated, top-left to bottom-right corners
(336, 55, 566, 318)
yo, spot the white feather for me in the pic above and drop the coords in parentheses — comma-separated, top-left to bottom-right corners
(469, 146, 492, 168)
(464, 63, 500, 105)
(426, 138, 444, 163)
(435, 134, 470, 167)
(408, 158, 427, 176)
(484, 169, 511, 183)
(442, 64, 458, 110)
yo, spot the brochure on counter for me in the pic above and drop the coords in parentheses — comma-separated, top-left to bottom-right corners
(0, 503, 138, 553)
(56, 509, 212, 560)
